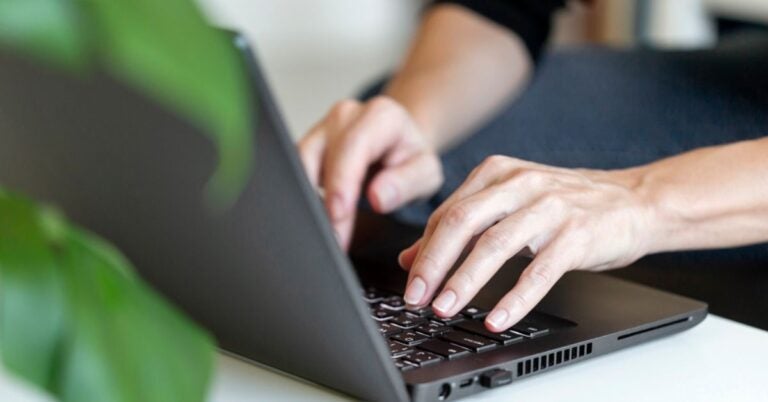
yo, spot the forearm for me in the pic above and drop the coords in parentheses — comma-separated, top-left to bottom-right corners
(384, 4, 532, 151)
(624, 137, 768, 253)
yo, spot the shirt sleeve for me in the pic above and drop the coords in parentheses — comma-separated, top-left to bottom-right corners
(432, 0, 567, 62)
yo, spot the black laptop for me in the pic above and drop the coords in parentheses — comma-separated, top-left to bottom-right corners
(0, 35, 707, 401)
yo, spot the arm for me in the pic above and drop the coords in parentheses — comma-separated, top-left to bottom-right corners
(629, 137, 768, 252)
(401, 137, 768, 332)
(385, 4, 533, 151)
(299, 4, 535, 248)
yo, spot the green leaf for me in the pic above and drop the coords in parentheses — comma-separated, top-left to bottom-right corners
(56, 229, 215, 402)
(0, 194, 66, 392)
(0, 0, 255, 206)
(0, 191, 216, 402)
(85, 0, 255, 207)
(0, 0, 86, 70)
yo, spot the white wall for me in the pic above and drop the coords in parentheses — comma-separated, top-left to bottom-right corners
(200, 0, 423, 138)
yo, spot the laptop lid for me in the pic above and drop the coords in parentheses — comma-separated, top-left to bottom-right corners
(0, 36, 408, 401)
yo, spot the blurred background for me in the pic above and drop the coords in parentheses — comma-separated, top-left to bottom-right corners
(200, 0, 768, 140)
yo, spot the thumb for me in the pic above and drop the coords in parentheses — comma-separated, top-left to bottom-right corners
(367, 152, 443, 214)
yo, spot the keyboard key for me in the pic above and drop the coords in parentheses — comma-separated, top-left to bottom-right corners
(404, 350, 443, 367)
(417, 339, 471, 360)
(363, 288, 387, 303)
(455, 320, 523, 346)
(405, 305, 434, 317)
(415, 322, 451, 337)
(431, 315, 464, 326)
(371, 308, 397, 321)
(389, 341, 412, 357)
(391, 313, 427, 329)
(391, 331, 429, 346)
(381, 296, 406, 311)
(461, 306, 488, 319)
(439, 331, 497, 353)
(511, 321, 550, 338)
(394, 358, 417, 371)
(378, 322, 403, 336)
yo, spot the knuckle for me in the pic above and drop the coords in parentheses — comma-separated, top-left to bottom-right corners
(450, 270, 479, 293)
(416, 251, 441, 275)
(505, 291, 529, 310)
(444, 204, 473, 227)
(479, 155, 507, 172)
(330, 99, 358, 119)
(514, 169, 549, 187)
(368, 95, 401, 115)
(526, 263, 556, 287)
(537, 193, 567, 212)
(479, 228, 511, 254)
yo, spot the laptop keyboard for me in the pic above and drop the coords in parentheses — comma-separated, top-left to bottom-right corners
(364, 287, 557, 371)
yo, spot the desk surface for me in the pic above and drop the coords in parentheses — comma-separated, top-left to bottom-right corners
(209, 315, 768, 402)
(2, 315, 766, 401)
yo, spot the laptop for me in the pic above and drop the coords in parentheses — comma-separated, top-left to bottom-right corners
(0, 34, 707, 401)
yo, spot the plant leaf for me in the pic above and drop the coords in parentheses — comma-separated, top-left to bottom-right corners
(0, 191, 216, 402)
(0, 0, 255, 206)
(0, 0, 86, 70)
(85, 0, 255, 207)
(56, 228, 215, 402)
(0, 194, 66, 392)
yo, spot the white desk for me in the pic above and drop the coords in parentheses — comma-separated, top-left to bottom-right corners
(209, 315, 768, 402)
(2, 315, 766, 401)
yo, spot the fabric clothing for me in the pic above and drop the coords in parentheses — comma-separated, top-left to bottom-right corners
(433, 0, 567, 61)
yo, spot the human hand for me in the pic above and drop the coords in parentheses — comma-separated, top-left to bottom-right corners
(399, 155, 654, 332)
(298, 96, 443, 249)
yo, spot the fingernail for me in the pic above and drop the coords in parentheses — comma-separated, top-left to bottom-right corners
(486, 309, 509, 329)
(329, 193, 345, 220)
(376, 183, 397, 211)
(433, 290, 456, 313)
(404, 276, 426, 305)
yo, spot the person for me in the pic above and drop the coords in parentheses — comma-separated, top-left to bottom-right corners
(298, 0, 768, 333)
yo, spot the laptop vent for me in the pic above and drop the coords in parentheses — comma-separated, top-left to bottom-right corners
(516, 342, 593, 378)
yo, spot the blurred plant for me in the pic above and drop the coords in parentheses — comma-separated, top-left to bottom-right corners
(0, 191, 215, 402)
(0, 0, 256, 401)
(0, 0, 254, 206)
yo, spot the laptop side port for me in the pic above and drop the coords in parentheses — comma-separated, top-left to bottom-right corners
(438, 383, 452, 400)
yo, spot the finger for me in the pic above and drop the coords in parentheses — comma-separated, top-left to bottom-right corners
(411, 157, 534, 258)
(429, 156, 543, 219)
(398, 238, 422, 270)
(432, 208, 561, 317)
(297, 126, 327, 189)
(367, 152, 443, 213)
(404, 183, 535, 307)
(403, 162, 508, 277)
(484, 232, 578, 332)
(335, 213, 356, 252)
(322, 97, 404, 223)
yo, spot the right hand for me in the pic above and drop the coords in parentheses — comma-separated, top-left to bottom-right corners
(298, 96, 444, 250)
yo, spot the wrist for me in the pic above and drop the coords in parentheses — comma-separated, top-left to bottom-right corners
(383, 86, 441, 151)
(608, 166, 672, 256)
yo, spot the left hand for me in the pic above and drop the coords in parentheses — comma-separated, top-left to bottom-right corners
(399, 155, 655, 332)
